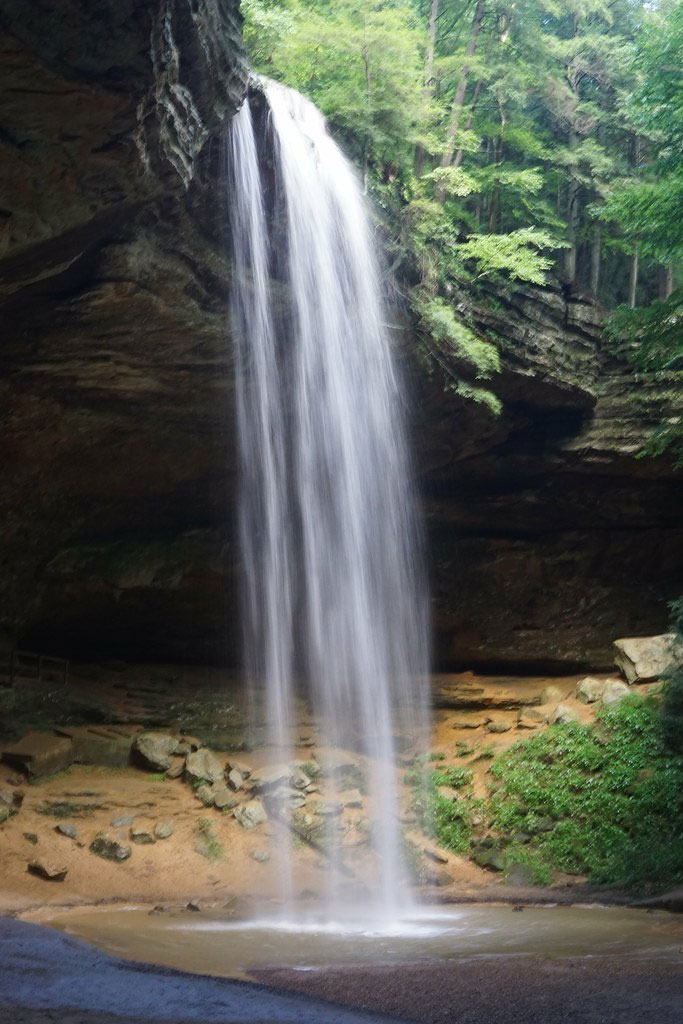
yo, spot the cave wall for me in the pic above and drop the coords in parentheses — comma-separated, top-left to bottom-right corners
(0, 1, 681, 672)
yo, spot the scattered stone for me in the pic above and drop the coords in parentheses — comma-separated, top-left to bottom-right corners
(550, 703, 580, 725)
(28, 859, 68, 882)
(0, 788, 24, 815)
(505, 862, 537, 887)
(513, 831, 532, 845)
(185, 749, 225, 786)
(531, 818, 555, 834)
(602, 680, 631, 707)
(186, 899, 204, 912)
(227, 768, 243, 792)
(132, 732, 179, 772)
(195, 784, 215, 807)
(0, 806, 8, 825)
(485, 720, 512, 734)
(423, 847, 449, 865)
(538, 686, 564, 706)
(226, 760, 251, 779)
(251, 765, 290, 790)
(423, 866, 453, 887)
(251, 849, 270, 863)
(288, 793, 306, 809)
(451, 720, 484, 729)
(613, 634, 679, 684)
(341, 789, 363, 808)
(213, 787, 238, 811)
(55, 823, 77, 839)
(111, 815, 135, 828)
(517, 707, 547, 729)
(130, 826, 156, 845)
(317, 801, 344, 817)
(1, 732, 73, 779)
(165, 759, 185, 780)
(150, 903, 176, 914)
(576, 677, 607, 704)
(154, 821, 174, 840)
(289, 768, 311, 791)
(234, 799, 267, 829)
(23, 832, 39, 845)
(90, 831, 132, 862)
(472, 846, 506, 871)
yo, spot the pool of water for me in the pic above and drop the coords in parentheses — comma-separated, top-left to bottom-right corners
(36, 903, 683, 979)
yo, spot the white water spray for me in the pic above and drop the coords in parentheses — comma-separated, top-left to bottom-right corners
(229, 80, 429, 926)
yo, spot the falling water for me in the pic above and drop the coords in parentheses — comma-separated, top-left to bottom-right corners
(228, 80, 429, 926)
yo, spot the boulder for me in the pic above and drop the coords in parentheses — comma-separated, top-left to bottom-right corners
(550, 704, 580, 725)
(133, 733, 179, 772)
(28, 859, 68, 882)
(130, 826, 156, 845)
(251, 849, 270, 863)
(602, 680, 630, 707)
(576, 677, 607, 704)
(0, 789, 23, 816)
(485, 720, 512, 733)
(90, 831, 132, 862)
(472, 846, 506, 871)
(55, 823, 77, 839)
(517, 707, 547, 729)
(227, 768, 243, 791)
(613, 635, 679, 684)
(185, 749, 225, 786)
(234, 799, 267, 830)
(212, 786, 238, 811)
(154, 821, 174, 840)
(505, 862, 537, 887)
(195, 784, 215, 808)
(341, 789, 364, 808)
(166, 759, 185, 780)
(538, 686, 564, 706)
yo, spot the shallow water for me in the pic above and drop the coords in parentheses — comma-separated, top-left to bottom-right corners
(41, 904, 683, 979)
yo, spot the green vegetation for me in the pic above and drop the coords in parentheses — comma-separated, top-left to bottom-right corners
(195, 817, 224, 860)
(244, 0, 680, 416)
(408, 695, 683, 891)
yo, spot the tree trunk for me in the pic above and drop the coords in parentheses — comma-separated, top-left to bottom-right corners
(590, 229, 601, 297)
(658, 263, 674, 300)
(629, 247, 639, 308)
(414, 0, 439, 177)
(438, 0, 486, 200)
(564, 131, 579, 286)
(453, 79, 482, 170)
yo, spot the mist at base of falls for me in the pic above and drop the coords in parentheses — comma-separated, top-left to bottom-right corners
(227, 78, 430, 925)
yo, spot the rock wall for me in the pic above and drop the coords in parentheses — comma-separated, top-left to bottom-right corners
(0, 2, 681, 672)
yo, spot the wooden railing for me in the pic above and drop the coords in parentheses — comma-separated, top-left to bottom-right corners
(0, 649, 69, 688)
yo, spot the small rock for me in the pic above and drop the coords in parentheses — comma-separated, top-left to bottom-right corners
(195, 784, 215, 807)
(451, 720, 484, 729)
(186, 899, 204, 912)
(150, 903, 176, 914)
(423, 866, 453, 887)
(130, 826, 156, 845)
(251, 849, 270, 863)
(234, 799, 267, 829)
(0, 806, 9, 825)
(213, 787, 238, 811)
(0, 789, 23, 815)
(90, 831, 132, 862)
(576, 677, 607, 704)
(550, 703, 580, 725)
(165, 760, 185, 780)
(341, 789, 363, 808)
(251, 765, 290, 790)
(423, 847, 449, 865)
(185, 749, 225, 786)
(111, 815, 135, 828)
(317, 801, 344, 817)
(505, 862, 537, 887)
(613, 634, 679, 684)
(227, 768, 243, 792)
(289, 768, 311, 791)
(602, 680, 630, 707)
(472, 846, 506, 871)
(56, 823, 77, 839)
(133, 733, 179, 772)
(517, 707, 547, 729)
(485, 720, 512, 734)
(23, 832, 39, 845)
(154, 821, 174, 840)
(226, 760, 251, 779)
(531, 818, 555, 834)
(539, 686, 563, 706)
(28, 859, 68, 882)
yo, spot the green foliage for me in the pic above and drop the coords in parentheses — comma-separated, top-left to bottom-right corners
(195, 817, 224, 860)
(662, 598, 683, 751)
(487, 697, 683, 890)
(456, 229, 568, 285)
(410, 770, 473, 854)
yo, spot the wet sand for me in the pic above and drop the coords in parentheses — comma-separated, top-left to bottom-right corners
(255, 957, 683, 1023)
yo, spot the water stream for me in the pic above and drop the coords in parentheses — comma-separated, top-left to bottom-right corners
(228, 80, 429, 925)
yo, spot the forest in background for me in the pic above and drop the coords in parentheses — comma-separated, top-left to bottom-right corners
(243, 0, 682, 444)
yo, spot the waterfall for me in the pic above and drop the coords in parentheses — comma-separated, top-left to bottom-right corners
(228, 80, 429, 926)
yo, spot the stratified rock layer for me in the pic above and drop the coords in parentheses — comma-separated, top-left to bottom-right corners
(0, 4, 681, 672)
